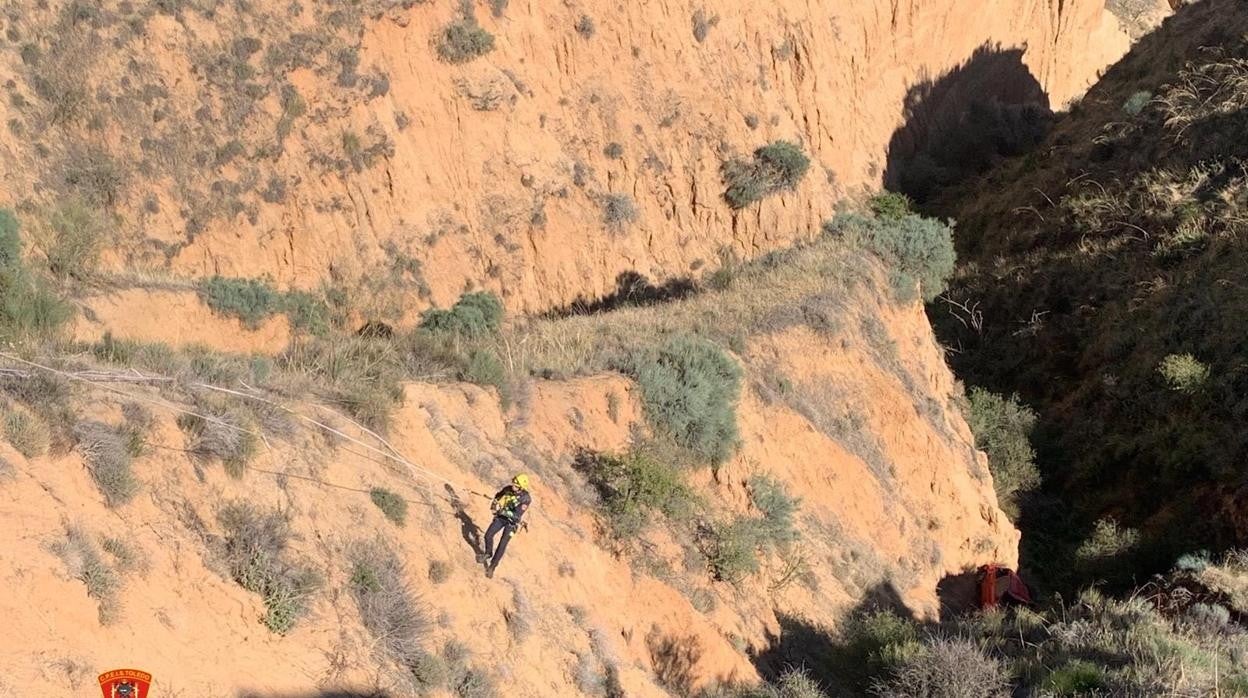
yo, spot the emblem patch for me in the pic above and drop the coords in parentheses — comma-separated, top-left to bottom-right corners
(98, 668, 152, 698)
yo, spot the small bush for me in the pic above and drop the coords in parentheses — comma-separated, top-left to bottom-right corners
(436, 19, 496, 64)
(348, 539, 429, 667)
(201, 276, 280, 328)
(747, 474, 799, 546)
(219, 502, 320, 634)
(419, 291, 504, 336)
(628, 336, 741, 464)
(369, 486, 408, 526)
(1122, 90, 1153, 116)
(837, 610, 919, 689)
(691, 9, 719, 43)
(4, 409, 49, 458)
(603, 142, 624, 159)
(705, 518, 760, 582)
(74, 421, 139, 506)
(965, 388, 1040, 519)
(872, 637, 1009, 698)
(722, 141, 810, 209)
(1158, 353, 1208, 394)
(829, 212, 956, 301)
(868, 191, 914, 220)
(575, 14, 596, 38)
(601, 193, 638, 229)
(576, 448, 697, 539)
(428, 559, 451, 584)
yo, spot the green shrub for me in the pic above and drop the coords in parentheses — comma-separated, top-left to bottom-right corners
(705, 518, 761, 582)
(201, 276, 280, 328)
(1043, 660, 1107, 695)
(628, 335, 742, 464)
(369, 486, 408, 526)
(747, 474, 799, 546)
(74, 421, 139, 506)
(1158, 353, 1209, 394)
(965, 388, 1040, 519)
(436, 19, 496, 64)
(722, 141, 811, 209)
(1076, 517, 1139, 565)
(576, 448, 697, 538)
(4, 409, 49, 458)
(836, 610, 919, 690)
(218, 501, 320, 634)
(1122, 90, 1153, 116)
(420, 291, 504, 336)
(828, 212, 956, 301)
(1, 274, 72, 340)
(868, 191, 914, 220)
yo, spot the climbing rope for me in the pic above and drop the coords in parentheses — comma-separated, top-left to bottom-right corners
(0, 352, 496, 505)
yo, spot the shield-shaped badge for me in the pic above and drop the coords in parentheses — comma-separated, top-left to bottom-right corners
(98, 668, 152, 698)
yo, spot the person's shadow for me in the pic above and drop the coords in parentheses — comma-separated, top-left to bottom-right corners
(446, 484, 484, 558)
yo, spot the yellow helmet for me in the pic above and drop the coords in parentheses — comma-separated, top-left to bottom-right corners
(512, 473, 531, 490)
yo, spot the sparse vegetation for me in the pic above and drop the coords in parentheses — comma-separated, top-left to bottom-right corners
(177, 411, 258, 478)
(74, 421, 139, 506)
(692, 9, 720, 43)
(722, 141, 811, 209)
(218, 501, 320, 634)
(575, 15, 596, 39)
(601, 193, 638, 229)
(51, 527, 120, 625)
(41, 200, 107, 280)
(4, 408, 50, 458)
(428, 559, 451, 584)
(348, 539, 431, 675)
(370, 486, 408, 526)
(965, 388, 1040, 519)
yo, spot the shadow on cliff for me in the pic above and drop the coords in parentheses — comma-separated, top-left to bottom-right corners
(749, 580, 913, 694)
(544, 270, 698, 318)
(883, 44, 1052, 204)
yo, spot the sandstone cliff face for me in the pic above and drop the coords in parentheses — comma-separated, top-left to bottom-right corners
(0, 0, 1139, 330)
(0, 261, 1015, 695)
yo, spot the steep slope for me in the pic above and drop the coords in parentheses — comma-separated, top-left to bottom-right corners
(0, 0, 1146, 340)
(0, 240, 1014, 695)
(930, 0, 1248, 588)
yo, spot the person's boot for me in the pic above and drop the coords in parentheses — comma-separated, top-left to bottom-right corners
(476, 551, 488, 564)
(485, 565, 495, 579)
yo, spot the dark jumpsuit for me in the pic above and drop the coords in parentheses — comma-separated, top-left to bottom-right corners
(483, 484, 531, 572)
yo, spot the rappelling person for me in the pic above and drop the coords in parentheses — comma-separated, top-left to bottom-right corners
(477, 473, 532, 578)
